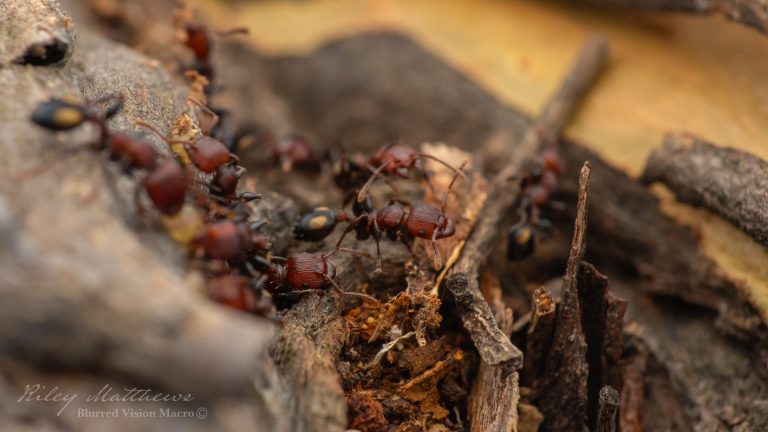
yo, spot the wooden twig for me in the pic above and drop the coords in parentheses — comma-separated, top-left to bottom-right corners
(537, 162, 591, 432)
(445, 35, 608, 372)
(468, 280, 520, 432)
(578, 262, 627, 424)
(642, 132, 768, 248)
(524, 287, 556, 389)
(270, 294, 348, 432)
(596, 386, 620, 432)
(582, 0, 768, 35)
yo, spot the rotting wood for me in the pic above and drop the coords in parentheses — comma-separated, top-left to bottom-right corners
(270, 294, 348, 432)
(596, 385, 619, 432)
(524, 286, 556, 390)
(537, 162, 591, 432)
(445, 35, 607, 373)
(578, 262, 627, 424)
(468, 275, 520, 432)
(642, 132, 768, 248)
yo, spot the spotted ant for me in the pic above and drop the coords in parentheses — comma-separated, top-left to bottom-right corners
(507, 147, 564, 260)
(356, 143, 466, 204)
(29, 97, 189, 217)
(256, 250, 378, 303)
(296, 162, 466, 271)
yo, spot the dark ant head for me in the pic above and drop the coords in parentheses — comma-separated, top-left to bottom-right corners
(352, 194, 373, 216)
(333, 153, 370, 190)
(31, 99, 88, 131)
(507, 223, 536, 260)
(293, 207, 340, 242)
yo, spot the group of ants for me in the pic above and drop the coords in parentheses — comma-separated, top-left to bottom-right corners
(27, 12, 565, 321)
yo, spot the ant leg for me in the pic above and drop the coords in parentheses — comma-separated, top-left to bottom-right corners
(537, 218, 555, 240)
(324, 247, 371, 260)
(400, 236, 417, 259)
(440, 160, 469, 212)
(188, 97, 220, 136)
(430, 231, 442, 270)
(324, 275, 379, 303)
(372, 222, 383, 273)
(214, 27, 249, 37)
(334, 215, 366, 249)
(357, 160, 394, 203)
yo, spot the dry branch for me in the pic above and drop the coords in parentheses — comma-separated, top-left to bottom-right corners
(596, 386, 620, 432)
(581, 0, 768, 35)
(537, 162, 591, 432)
(445, 35, 608, 372)
(468, 278, 520, 432)
(643, 132, 768, 248)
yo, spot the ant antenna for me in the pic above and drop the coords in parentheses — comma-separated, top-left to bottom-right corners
(324, 275, 379, 304)
(187, 97, 220, 135)
(440, 160, 468, 212)
(356, 160, 394, 203)
(135, 120, 187, 145)
(415, 153, 467, 180)
(214, 27, 249, 37)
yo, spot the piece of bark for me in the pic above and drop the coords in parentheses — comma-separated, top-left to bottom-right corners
(0, 0, 75, 66)
(578, 0, 768, 35)
(468, 275, 520, 432)
(618, 336, 648, 432)
(642, 132, 768, 248)
(578, 262, 627, 424)
(270, 294, 348, 432)
(537, 163, 591, 432)
(524, 287, 556, 388)
(446, 35, 607, 373)
(596, 386, 620, 432)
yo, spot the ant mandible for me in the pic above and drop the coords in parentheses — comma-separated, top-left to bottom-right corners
(507, 147, 564, 260)
(29, 97, 188, 217)
(356, 143, 466, 204)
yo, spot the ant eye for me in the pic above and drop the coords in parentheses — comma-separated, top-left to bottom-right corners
(31, 99, 87, 131)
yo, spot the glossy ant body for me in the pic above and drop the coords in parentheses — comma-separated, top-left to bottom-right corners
(507, 147, 564, 260)
(257, 251, 377, 302)
(207, 274, 274, 317)
(29, 97, 188, 216)
(356, 143, 466, 203)
(136, 99, 238, 174)
(271, 134, 320, 172)
(193, 219, 269, 261)
(295, 163, 465, 271)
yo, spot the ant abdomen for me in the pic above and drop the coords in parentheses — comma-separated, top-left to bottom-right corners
(30, 99, 87, 131)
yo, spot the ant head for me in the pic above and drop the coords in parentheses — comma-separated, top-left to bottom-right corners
(507, 223, 536, 260)
(31, 99, 87, 131)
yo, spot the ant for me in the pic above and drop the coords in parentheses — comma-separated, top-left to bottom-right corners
(193, 219, 270, 262)
(136, 98, 239, 175)
(507, 147, 564, 260)
(256, 250, 378, 303)
(174, 1, 248, 85)
(356, 143, 466, 204)
(271, 133, 320, 172)
(207, 274, 275, 318)
(29, 97, 188, 217)
(296, 162, 466, 271)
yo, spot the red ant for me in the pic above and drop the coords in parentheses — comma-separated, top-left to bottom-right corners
(356, 143, 466, 204)
(507, 147, 564, 260)
(271, 133, 320, 172)
(256, 250, 377, 303)
(136, 98, 238, 174)
(174, 1, 248, 84)
(193, 219, 270, 262)
(296, 163, 466, 271)
(29, 97, 188, 217)
(207, 274, 274, 318)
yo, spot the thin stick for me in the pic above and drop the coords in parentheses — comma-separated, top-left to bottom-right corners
(596, 386, 620, 432)
(445, 35, 608, 372)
